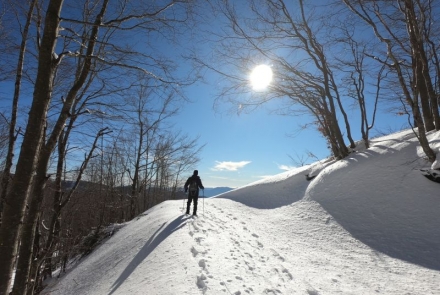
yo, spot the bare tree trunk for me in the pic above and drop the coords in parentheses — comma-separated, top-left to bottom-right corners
(32, 129, 106, 293)
(415, 59, 434, 130)
(404, 1, 434, 131)
(0, 1, 63, 292)
(11, 2, 113, 292)
(419, 42, 440, 131)
(12, 138, 54, 295)
(342, 0, 437, 163)
(403, 0, 439, 130)
(129, 134, 143, 219)
(413, 95, 436, 162)
(11, 211, 42, 295)
(40, 131, 67, 282)
(424, 10, 440, 120)
(295, 0, 351, 157)
(0, 0, 37, 225)
(1, 0, 112, 290)
(2, 0, 196, 290)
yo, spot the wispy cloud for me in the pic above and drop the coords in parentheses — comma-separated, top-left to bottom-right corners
(211, 161, 251, 171)
(255, 175, 275, 180)
(208, 175, 233, 180)
(277, 163, 296, 171)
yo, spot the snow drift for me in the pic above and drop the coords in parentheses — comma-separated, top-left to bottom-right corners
(43, 129, 440, 295)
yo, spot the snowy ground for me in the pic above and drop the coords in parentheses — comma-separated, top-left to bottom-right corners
(43, 129, 440, 295)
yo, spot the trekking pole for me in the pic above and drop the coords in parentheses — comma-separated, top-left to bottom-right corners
(182, 191, 186, 214)
(202, 189, 205, 217)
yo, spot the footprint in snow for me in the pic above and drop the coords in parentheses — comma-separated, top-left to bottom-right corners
(281, 267, 293, 280)
(196, 274, 207, 292)
(191, 246, 199, 257)
(270, 249, 285, 262)
(194, 237, 204, 245)
(198, 259, 207, 269)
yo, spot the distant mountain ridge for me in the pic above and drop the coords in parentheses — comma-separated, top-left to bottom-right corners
(61, 180, 233, 198)
(63, 180, 234, 199)
(202, 187, 234, 197)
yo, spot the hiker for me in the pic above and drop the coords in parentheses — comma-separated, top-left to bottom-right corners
(184, 170, 204, 216)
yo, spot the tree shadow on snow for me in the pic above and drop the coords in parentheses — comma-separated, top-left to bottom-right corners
(108, 215, 188, 294)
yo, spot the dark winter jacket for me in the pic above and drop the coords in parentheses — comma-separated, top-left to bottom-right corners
(184, 175, 204, 196)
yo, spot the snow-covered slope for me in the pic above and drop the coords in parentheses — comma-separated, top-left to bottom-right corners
(43, 129, 440, 295)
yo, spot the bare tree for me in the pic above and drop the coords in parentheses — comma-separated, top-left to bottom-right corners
(122, 78, 180, 219)
(33, 128, 108, 293)
(0, 0, 198, 293)
(334, 24, 385, 149)
(0, 113, 9, 168)
(0, 0, 36, 227)
(342, 0, 438, 162)
(0, 1, 63, 292)
(422, 0, 440, 110)
(194, 0, 355, 159)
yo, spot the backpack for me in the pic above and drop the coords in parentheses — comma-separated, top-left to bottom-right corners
(189, 178, 198, 197)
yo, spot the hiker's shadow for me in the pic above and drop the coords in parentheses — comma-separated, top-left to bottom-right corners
(109, 215, 187, 294)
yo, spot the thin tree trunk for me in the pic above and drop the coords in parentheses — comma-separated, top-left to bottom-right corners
(403, 0, 439, 131)
(0, 1, 63, 293)
(13, 215, 38, 295)
(342, 0, 436, 164)
(32, 129, 105, 293)
(12, 145, 52, 295)
(413, 97, 436, 162)
(40, 130, 67, 282)
(420, 52, 440, 130)
(414, 58, 433, 130)
(4, 1, 110, 292)
(0, 0, 37, 225)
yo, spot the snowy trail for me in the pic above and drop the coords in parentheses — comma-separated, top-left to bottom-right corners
(43, 129, 440, 295)
(198, 199, 439, 295)
(45, 198, 440, 295)
(188, 201, 300, 294)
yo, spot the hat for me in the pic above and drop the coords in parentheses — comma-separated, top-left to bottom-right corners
(193, 170, 198, 176)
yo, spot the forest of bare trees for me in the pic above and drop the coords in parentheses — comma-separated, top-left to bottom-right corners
(0, 0, 202, 294)
(0, 0, 439, 294)
(195, 0, 439, 159)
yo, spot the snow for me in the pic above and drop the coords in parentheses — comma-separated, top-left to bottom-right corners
(43, 129, 440, 295)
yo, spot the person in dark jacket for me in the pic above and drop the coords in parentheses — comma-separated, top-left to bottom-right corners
(184, 170, 204, 216)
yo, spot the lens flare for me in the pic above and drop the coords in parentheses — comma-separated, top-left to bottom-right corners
(250, 65, 273, 91)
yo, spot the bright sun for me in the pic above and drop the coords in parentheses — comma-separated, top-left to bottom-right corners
(250, 64, 273, 91)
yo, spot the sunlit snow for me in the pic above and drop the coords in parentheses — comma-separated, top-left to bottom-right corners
(43, 129, 440, 295)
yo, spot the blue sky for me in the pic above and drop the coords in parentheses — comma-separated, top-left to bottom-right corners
(0, 69, 410, 189)
(0, 1, 413, 190)
(166, 1, 409, 188)
(172, 76, 410, 188)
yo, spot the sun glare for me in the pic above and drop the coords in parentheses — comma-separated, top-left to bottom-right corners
(250, 64, 273, 91)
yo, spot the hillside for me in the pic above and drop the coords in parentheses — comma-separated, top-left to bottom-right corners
(43, 129, 440, 295)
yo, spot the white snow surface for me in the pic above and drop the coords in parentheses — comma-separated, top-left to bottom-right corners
(44, 129, 440, 295)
